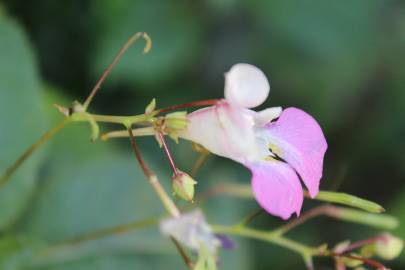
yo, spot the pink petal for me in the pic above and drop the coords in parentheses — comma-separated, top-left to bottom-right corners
(264, 107, 327, 197)
(249, 159, 303, 219)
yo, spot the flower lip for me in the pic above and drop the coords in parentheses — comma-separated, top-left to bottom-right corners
(224, 63, 270, 108)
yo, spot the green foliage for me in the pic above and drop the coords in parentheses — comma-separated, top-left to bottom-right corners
(0, 15, 48, 229)
(91, 0, 203, 88)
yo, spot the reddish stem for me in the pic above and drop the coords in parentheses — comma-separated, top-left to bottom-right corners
(158, 132, 179, 175)
(158, 99, 220, 114)
(330, 252, 389, 270)
(339, 235, 386, 254)
(127, 127, 153, 177)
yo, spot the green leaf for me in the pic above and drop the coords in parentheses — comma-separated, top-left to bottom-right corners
(0, 15, 48, 229)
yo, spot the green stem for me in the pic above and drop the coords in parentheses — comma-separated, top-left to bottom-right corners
(71, 112, 150, 126)
(0, 118, 70, 189)
(212, 224, 320, 257)
(127, 127, 181, 218)
(39, 217, 158, 257)
(83, 32, 151, 110)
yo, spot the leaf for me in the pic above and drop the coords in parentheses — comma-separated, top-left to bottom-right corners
(0, 15, 48, 229)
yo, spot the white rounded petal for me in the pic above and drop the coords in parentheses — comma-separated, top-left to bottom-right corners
(224, 63, 270, 108)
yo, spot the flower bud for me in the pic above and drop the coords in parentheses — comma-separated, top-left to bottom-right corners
(145, 98, 156, 115)
(375, 233, 403, 260)
(172, 171, 197, 202)
(164, 112, 189, 142)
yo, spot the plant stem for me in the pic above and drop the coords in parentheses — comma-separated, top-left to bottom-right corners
(170, 237, 194, 268)
(39, 217, 157, 257)
(127, 127, 180, 218)
(273, 205, 334, 236)
(191, 152, 209, 177)
(0, 118, 70, 189)
(83, 32, 152, 110)
(71, 112, 150, 126)
(158, 132, 179, 175)
(212, 224, 320, 257)
(157, 99, 220, 114)
(101, 127, 155, 140)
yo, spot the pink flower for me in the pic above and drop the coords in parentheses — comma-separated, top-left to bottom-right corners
(180, 64, 327, 219)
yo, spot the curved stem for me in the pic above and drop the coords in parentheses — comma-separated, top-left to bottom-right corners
(0, 118, 70, 189)
(83, 32, 152, 110)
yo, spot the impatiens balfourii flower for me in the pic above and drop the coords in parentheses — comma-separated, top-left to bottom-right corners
(180, 63, 327, 219)
(160, 209, 220, 254)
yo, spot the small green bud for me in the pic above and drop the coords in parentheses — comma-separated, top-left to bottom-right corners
(145, 98, 156, 115)
(375, 233, 403, 260)
(342, 254, 363, 268)
(163, 111, 189, 143)
(72, 100, 85, 113)
(165, 111, 188, 131)
(360, 244, 376, 258)
(172, 171, 197, 202)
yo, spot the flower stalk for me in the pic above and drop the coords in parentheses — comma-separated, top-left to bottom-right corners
(0, 118, 71, 189)
(127, 127, 180, 218)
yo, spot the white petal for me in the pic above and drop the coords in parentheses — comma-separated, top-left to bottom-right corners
(224, 63, 270, 108)
(160, 209, 219, 253)
(253, 106, 282, 126)
(180, 101, 260, 163)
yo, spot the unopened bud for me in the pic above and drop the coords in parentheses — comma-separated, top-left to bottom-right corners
(172, 171, 197, 202)
(375, 233, 403, 260)
(165, 111, 188, 131)
(145, 98, 156, 115)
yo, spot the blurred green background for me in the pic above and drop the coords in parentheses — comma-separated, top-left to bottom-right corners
(0, 0, 404, 269)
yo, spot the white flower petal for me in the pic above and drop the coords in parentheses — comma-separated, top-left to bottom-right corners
(253, 106, 282, 126)
(180, 101, 260, 163)
(225, 63, 270, 108)
(160, 209, 219, 254)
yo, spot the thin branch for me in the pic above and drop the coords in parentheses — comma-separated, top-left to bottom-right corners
(238, 208, 265, 227)
(191, 152, 209, 177)
(101, 127, 155, 140)
(157, 99, 220, 114)
(158, 132, 179, 175)
(329, 252, 389, 270)
(127, 128, 194, 268)
(338, 235, 385, 254)
(83, 32, 152, 110)
(127, 127, 180, 217)
(274, 205, 334, 235)
(39, 217, 157, 256)
(170, 237, 194, 268)
(0, 118, 70, 189)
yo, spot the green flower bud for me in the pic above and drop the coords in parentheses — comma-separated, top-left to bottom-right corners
(165, 111, 188, 131)
(145, 98, 156, 115)
(342, 254, 363, 268)
(172, 171, 197, 202)
(163, 111, 189, 143)
(375, 233, 403, 260)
